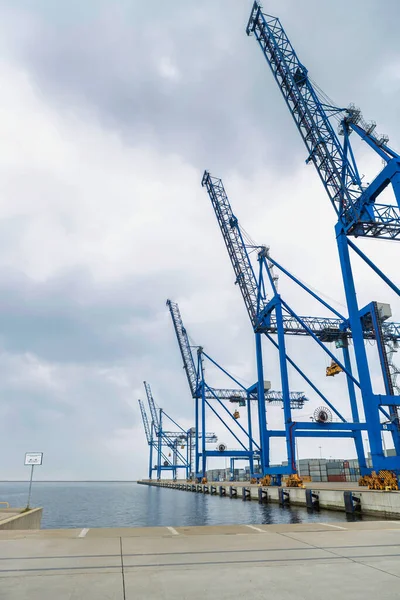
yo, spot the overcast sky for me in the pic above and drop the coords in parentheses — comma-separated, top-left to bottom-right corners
(0, 0, 399, 480)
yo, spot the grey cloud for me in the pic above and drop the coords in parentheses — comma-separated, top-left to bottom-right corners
(3, 0, 399, 174)
(0, 267, 197, 363)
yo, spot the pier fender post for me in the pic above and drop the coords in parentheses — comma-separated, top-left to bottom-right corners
(229, 486, 237, 499)
(258, 487, 268, 503)
(210, 485, 217, 495)
(278, 488, 290, 505)
(242, 487, 251, 501)
(305, 489, 320, 510)
(219, 486, 226, 497)
(344, 491, 361, 514)
(197, 484, 202, 493)
(203, 485, 209, 494)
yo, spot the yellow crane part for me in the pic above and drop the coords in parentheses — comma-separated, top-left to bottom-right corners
(233, 410, 240, 419)
(286, 474, 304, 488)
(358, 471, 398, 490)
(326, 360, 343, 377)
(259, 475, 271, 486)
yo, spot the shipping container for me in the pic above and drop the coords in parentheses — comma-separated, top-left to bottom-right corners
(328, 475, 346, 482)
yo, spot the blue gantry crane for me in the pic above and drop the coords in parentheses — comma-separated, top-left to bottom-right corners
(167, 298, 308, 480)
(139, 397, 185, 480)
(202, 171, 400, 479)
(167, 299, 261, 479)
(142, 381, 190, 480)
(138, 398, 156, 480)
(246, 2, 400, 473)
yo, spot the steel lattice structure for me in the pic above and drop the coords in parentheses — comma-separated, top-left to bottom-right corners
(202, 171, 400, 478)
(247, 1, 400, 473)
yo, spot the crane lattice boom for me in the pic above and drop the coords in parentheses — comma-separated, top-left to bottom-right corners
(144, 381, 160, 432)
(246, 2, 400, 239)
(138, 399, 151, 444)
(167, 297, 307, 408)
(201, 171, 262, 326)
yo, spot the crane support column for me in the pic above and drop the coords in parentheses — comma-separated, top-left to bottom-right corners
(336, 230, 383, 466)
(201, 379, 207, 479)
(275, 300, 295, 471)
(157, 409, 163, 481)
(341, 343, 368, 474)
(149, 434, 153, 480)
(369, 303, 400, 454)
(255, 333, 269, 473)
(246, 393, 255, 477)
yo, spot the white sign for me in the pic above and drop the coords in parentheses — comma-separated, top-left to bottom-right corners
(25, 452, 43, 466)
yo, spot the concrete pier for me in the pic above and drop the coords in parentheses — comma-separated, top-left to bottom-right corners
(0, 507, 42, 530)
(139, 479, 400, 518)
(1, 521, 400, 598)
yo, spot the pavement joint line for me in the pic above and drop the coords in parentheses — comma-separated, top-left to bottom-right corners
(78, 528, 89, 538)
(119, 537, 126, 600)
(245, 525, 266, 533)
(1, 544, 400, 562)
(166, 526, 179, 535)
(4, 552, 400, 576)
(320, 523, 347, 530)
(318, 544, 400, 581)
(0, 555, 348, 574)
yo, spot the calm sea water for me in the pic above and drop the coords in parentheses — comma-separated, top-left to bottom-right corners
(0, 481, 377, 529)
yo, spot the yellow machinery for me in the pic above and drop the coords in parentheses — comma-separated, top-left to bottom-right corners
(326, 360, 343, 377)
(358, 470, 398, 490)
(201, 477, 208, 484)
(233, 410, 240, 419)
(285, 474, 304, 488)
(259, 475, 271, 486)
(250, 477, 257, 484)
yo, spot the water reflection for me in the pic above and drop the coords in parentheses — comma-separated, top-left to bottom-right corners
(0, 482, 383, 529)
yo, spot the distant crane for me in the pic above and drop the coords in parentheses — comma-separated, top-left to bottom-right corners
(247, 2, 400, 472)
(143, 381, 190, 480)
(138, 399, 174, 479)
(167, 299, 309, 479)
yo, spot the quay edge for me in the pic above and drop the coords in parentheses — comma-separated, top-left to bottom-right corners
(137, 479, 400, 519)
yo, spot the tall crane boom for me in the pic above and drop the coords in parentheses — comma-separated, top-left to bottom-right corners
(246, 2, 400, 239)
(246, 4, 400, 472)
(144, 381, 160, 433)
(167, 297, 308, 408)
(202, 170, 400, 344)
(201, 171, 261, 327)
(166, 299, 198, 397)
(138, 399, 151, 444)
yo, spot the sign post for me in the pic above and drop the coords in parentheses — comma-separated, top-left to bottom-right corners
(24, 452, 43, 509)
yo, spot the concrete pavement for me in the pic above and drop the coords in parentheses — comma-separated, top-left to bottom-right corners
(0, 521, 400, 598)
